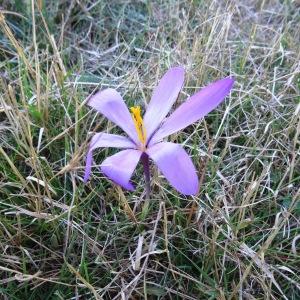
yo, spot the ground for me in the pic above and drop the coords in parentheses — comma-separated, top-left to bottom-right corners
(0, 0, 300, 299)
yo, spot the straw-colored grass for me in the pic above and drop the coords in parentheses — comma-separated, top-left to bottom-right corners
(0, 1, 299, 299)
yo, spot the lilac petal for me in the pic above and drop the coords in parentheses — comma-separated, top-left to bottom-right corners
(143, 67, 184, 141)
(83, 133, 136, 183)
(101, 149, 142, 191)
(88, 88, 138, 143)
(150, 77, 234, 144)
(147, 142, 198, 195)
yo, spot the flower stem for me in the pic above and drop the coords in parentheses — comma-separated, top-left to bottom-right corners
(141, 153, 151, 200)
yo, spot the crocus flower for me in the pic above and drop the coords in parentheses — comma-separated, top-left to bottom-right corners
(84, 67, 234, 195)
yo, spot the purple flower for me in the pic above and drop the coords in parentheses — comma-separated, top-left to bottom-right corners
(84, 67, 234, 195)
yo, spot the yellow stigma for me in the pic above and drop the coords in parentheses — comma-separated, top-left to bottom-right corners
(130, 106, 146, 145)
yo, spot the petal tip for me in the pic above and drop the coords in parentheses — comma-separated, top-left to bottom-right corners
(87, 88, 119, 107)
(87, 90, 101, 107)
(126, 183, 135, 191)
(101, 165, 135, 191)
(180, 181, 199, 196)
(172, 66, 185, 78)
(224, 76, 235, 88)
(172, 65, 185, 72)
(164, 66, 185, 78)
(83, 172, 90, 183)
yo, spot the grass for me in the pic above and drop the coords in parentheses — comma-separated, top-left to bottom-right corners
(0, 0, 300, 299)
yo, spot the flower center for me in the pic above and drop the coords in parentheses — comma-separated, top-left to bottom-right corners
(130, 105, 146, 146)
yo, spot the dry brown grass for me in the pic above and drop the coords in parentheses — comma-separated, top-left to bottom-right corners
(0, 0, 299, 299)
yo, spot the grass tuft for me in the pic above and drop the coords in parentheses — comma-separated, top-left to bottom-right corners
(0, 0, 300, 299)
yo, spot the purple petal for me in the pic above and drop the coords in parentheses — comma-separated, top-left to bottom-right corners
(143, 67, 184, 141)
(83, 133, 135, 183)
(147, 142, 198, 195)
(150, 77, 234, 144)
(88, 88, 138, 143)
(101, 149, 142, 191)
